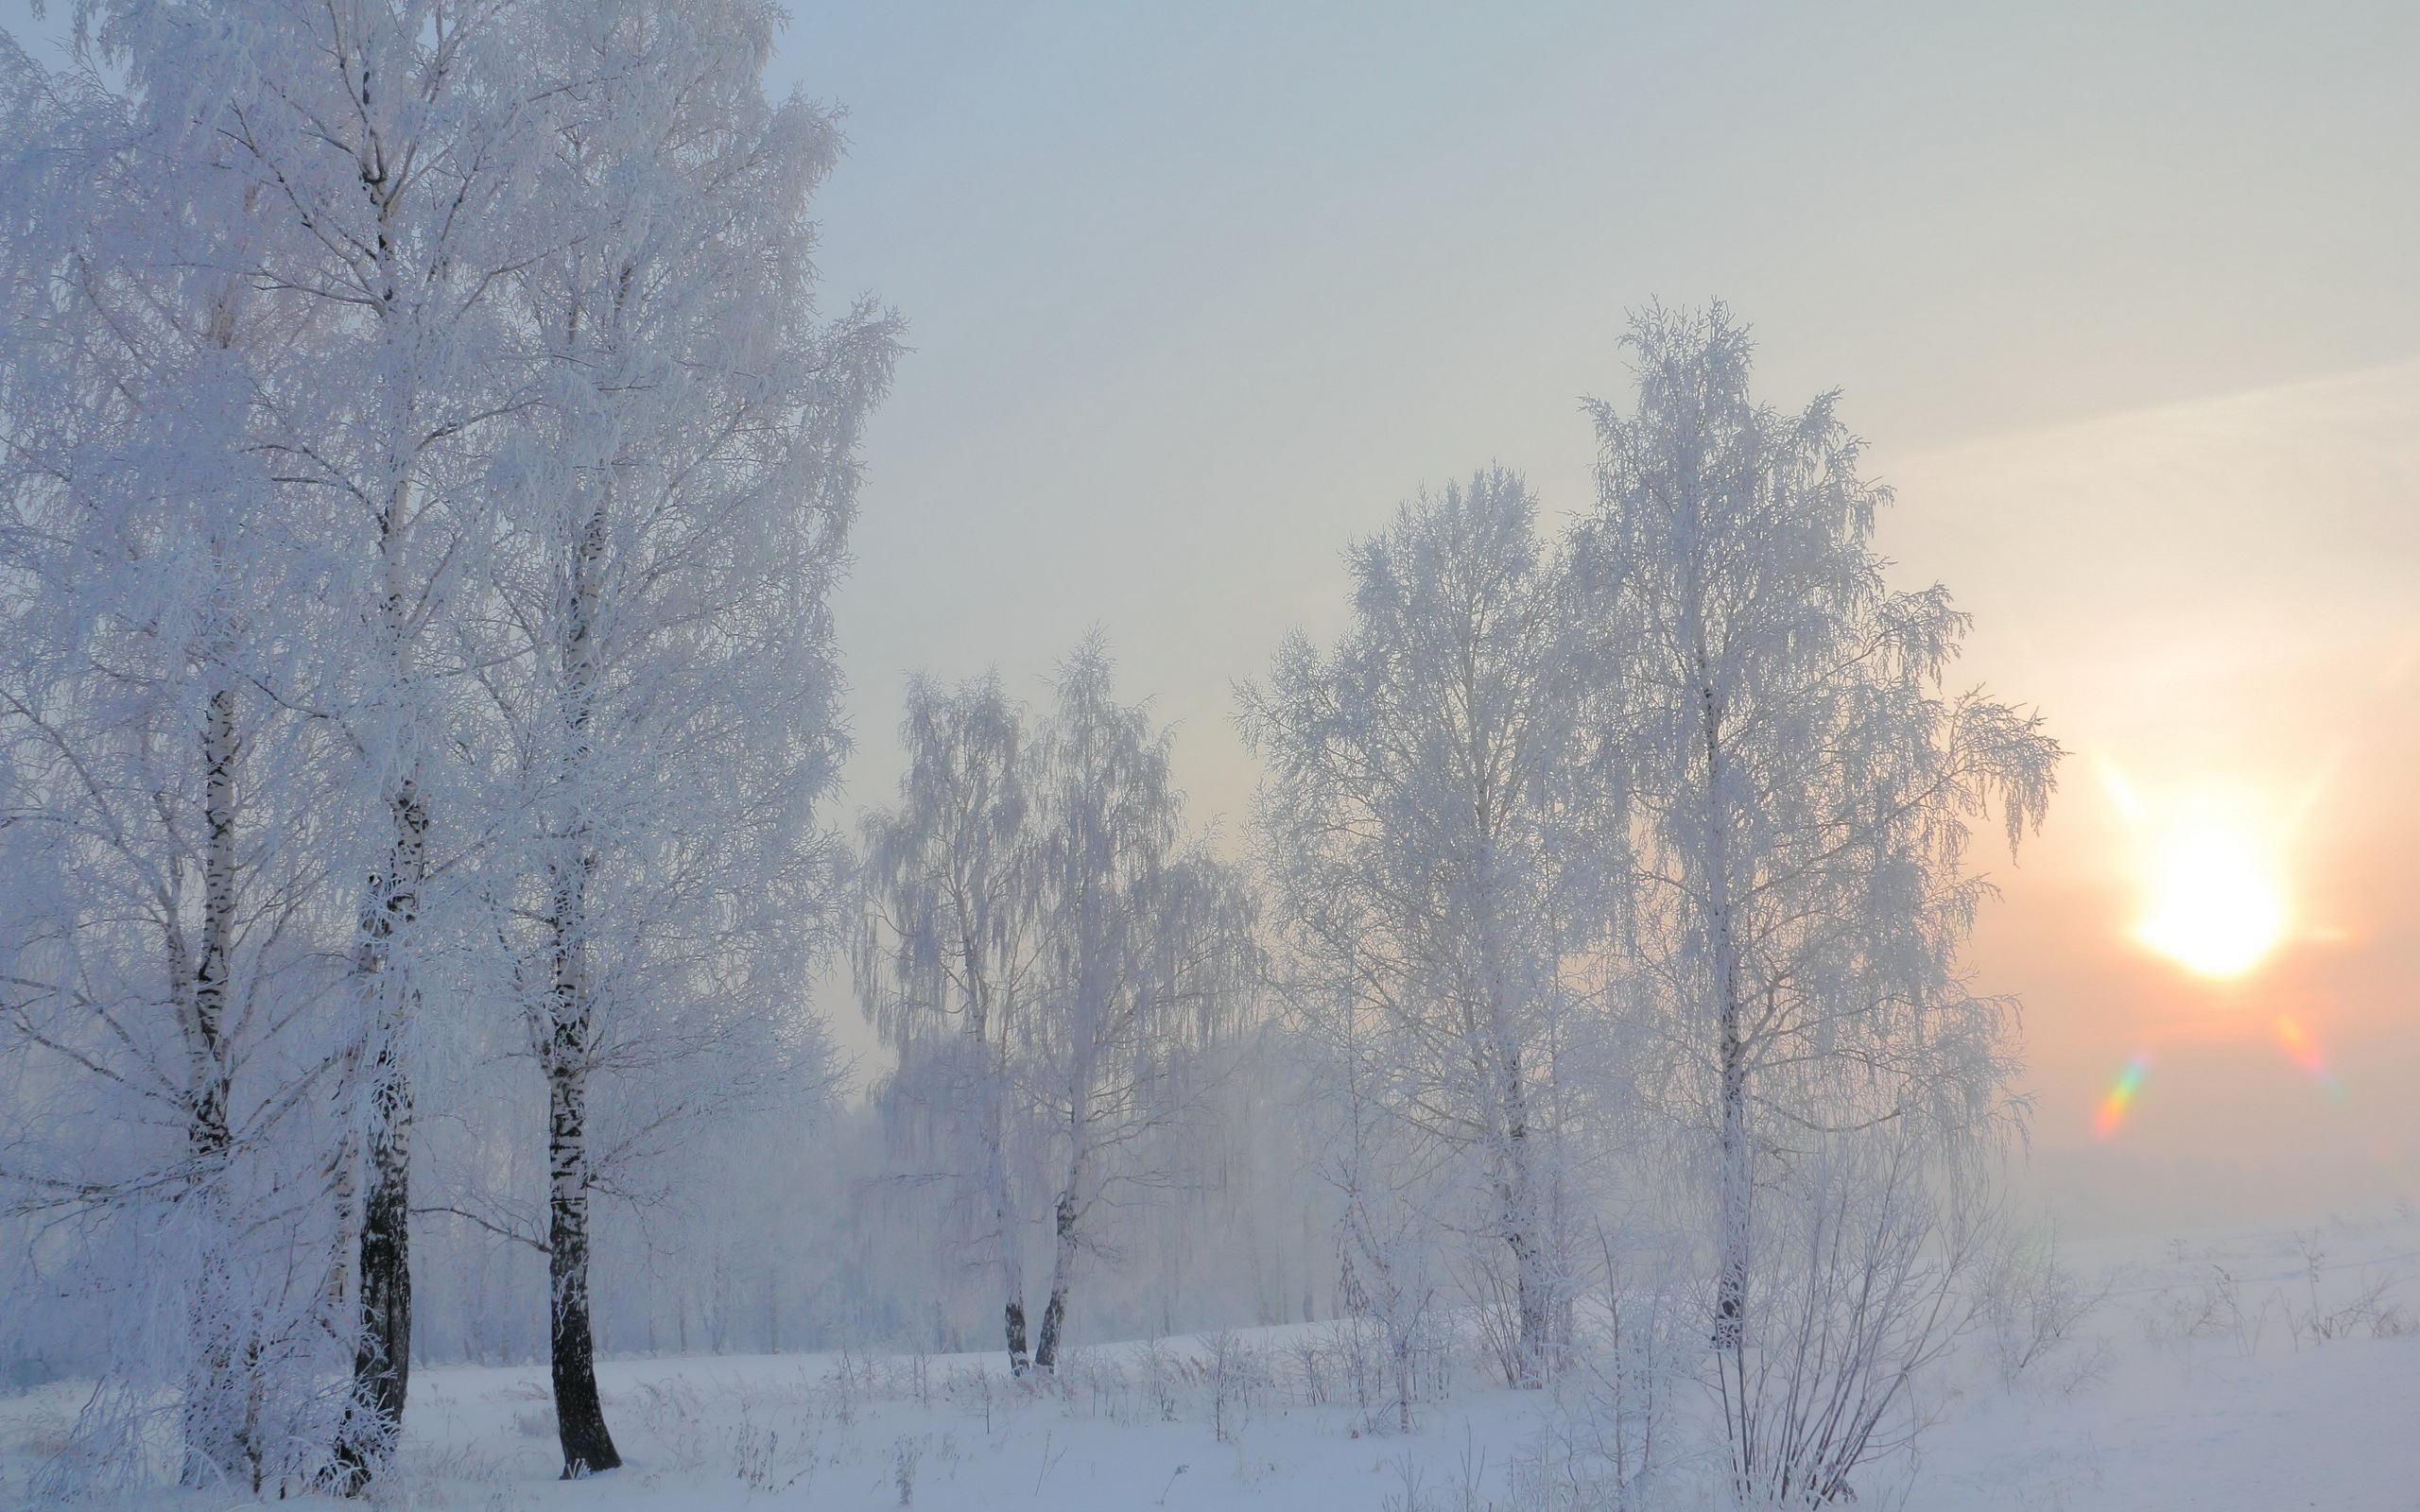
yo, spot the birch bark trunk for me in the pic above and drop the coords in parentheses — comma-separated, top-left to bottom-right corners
(182, 683, 250, 1486)
(336, 780, 421, 1491)
(968, 967, 1030, 1374)
(336, 462, 424, 1491)
(1498, 1057, 1550, 1385)
(543, 505, 620, 1475)
(544, 940, 618, 1475)
(1031, 1179, 1083, 1372)
(1033, 1039, 1096, 1373)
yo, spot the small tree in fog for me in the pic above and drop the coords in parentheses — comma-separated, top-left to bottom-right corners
(1026, 641, 1258, 1371)
(1243, 471, 1586, 1387)
(1310, 993, 1447, 1432)
(860, 643, 1254, 1374)
(1572, 304, 2056, 1501)
(857, 674, 1046, 1372)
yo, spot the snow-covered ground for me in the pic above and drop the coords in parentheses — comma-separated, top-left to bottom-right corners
(5, 1211, 2414, 1511)
(1917, 1212, 2420, 1511)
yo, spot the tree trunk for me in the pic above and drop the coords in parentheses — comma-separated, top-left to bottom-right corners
(1032, 1184, 1081, 1372)
(544, 503, 620, 1477)
(1004, 1297, 1030, 1373)
(1503, 1160, 1549, 1385)
(1687, 628, 1751, 1366)
(1714, 1006, 1749, 1353)
(1495, 1037, 1550, 1388)
(979, 1012, 1029, 1375)
(995, 1086, 1028, 1374)
(190, 684, 238, 1160)
(334, 782, 424, 1493)
(349, 1061, 412, 1467)
(1710, 868, 1749, 1366)
(182, 685, 251, 1486)
(1696, 649, 1755, 1494)
(333, 439, 426, 1493)
(547, 1054, 619, 1475)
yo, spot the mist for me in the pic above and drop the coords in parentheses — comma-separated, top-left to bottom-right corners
(1, 4, 2412, 1508)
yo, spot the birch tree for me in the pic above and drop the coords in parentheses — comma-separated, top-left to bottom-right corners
(1571, 304, 2056, 1501)
(1025, 642, 1256, 1372)
(1243, 470, 1583, 1386)
(7, 9, 895, 1487)
(0, 37, 355, 1490)
(858, 648, 1254, 1374)
(469, 2, 895, 1470)
(856, 674, 1045, 1373)
(73, 0, 576, 1478)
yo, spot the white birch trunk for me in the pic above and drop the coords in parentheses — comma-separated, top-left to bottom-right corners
(541, 506, 620, 1476)
(181, 682, 248, 1487)
(337, 466, 424, 1489)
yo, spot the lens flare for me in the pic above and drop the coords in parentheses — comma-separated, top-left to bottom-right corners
(2093, 1051, 2152, 1140)
(2133, 824, 2288, 978)
(2273, 1016, 2349, 1105)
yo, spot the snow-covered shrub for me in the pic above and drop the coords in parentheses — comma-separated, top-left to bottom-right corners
(2290, 1241, 2411, 1345)
(944, 1358, 1009, 1435)
(2143, 1263, 2265, 1354)
(631, 1379, 710, 1472)
(727, 1406, 807, 1493)
(1285, 1332, 1336, 1405)
(1202, 1329, 1274, 1442)
(1135, 1337, 1197, 1423)
(1331, 1313, 1452, 1436)
(1714, 1136, 1983, 1507)
(896, 1350, 936, 1409)
(1500, 1241, 1697, 1512)
(1979, 1229, 2106, 1388)
(1060, 1346, 1132, 1420)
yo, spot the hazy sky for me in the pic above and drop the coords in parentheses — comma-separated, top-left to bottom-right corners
(7, 1, 2413, 1231)
(764, 1, 2420, 1231)
(770, 0, 2419, 798)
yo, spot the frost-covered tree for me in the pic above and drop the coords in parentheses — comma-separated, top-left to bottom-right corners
(1025, 642, 1259, 1370)
(5, 3, 892, 1490)
(1309, 993, 1448, 1432)
(0, 34, 356, 1492)
(1242, 471, 1586, 1386)
(1570, 304, 2056, 1501)
(463, 3, 895, 1473)
(863, 644, 1255, 1374)
(856, 674, 1045, 1372)
(64, 1, 579, 1476)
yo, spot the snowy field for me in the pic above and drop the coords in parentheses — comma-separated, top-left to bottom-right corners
(5, 1210, 2413, 1512)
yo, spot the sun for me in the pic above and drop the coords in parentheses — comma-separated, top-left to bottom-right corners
(2132, 822, 2289, 978)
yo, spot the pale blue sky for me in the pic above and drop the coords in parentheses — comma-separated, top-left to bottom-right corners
(765, 0, 2420, 824)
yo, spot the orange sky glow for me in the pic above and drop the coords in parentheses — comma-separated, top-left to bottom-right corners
(1877, 361, 2420, 1232)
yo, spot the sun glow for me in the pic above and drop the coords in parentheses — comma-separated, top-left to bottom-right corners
(2132, 822, 2290, 977)
(2100, 763, 2295, 980)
